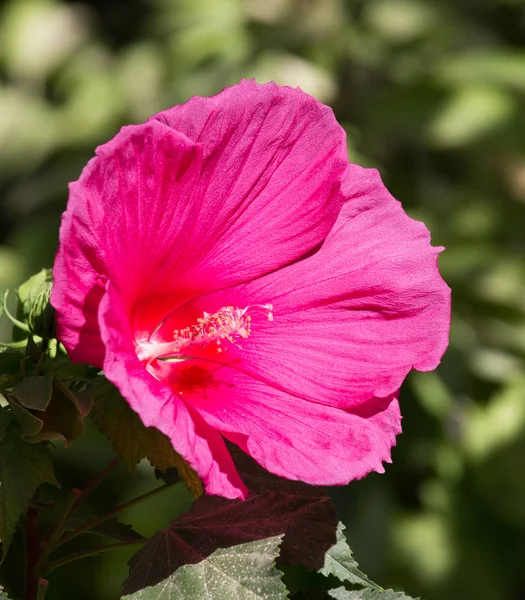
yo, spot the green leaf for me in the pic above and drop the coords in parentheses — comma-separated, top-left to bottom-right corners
(8, 374, 93, 443)
(320, 523, 380, 590)
(0, 408, 59, 560)
(328, 587, 419, 600)
(91, 377, 203, 497)
(122, 536, 288, 600)
(11, 372, 54, 410)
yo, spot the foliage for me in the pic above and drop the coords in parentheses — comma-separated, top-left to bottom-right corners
(0, 274, 413, 598)
(122, 537, 288, 600)
(320, 523, 379, 590)
(0, 409, 58, 560)
(91, 377, 203, 497)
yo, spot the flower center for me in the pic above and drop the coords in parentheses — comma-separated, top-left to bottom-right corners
(136, 303, 273, 367)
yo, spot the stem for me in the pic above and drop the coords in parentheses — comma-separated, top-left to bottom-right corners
(45, 540, 145, 575)
(24, 506, 40, 600)
(37, 458, 119, 570)
(56, 482, 175, 548)
(29, 459, 123, 586)
(71, 458, 119, 512)
(2, 290, 30, 332)
(37, 489, 80, 573)
(36, 580, 49, 600)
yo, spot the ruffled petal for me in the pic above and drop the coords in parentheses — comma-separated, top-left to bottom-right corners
(52, 119, 203, 363)
(98, 284, 247, 499)
(191, 167, 450, 408)
(149, 79, 349, 286)
(179, 364, 402, 485)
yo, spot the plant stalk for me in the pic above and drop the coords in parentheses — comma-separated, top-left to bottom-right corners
(36, 580, 48, 600)
(71, 458, 119, 512)
(24, 506, 40, 600)
(56, 482, 175, 548)
(45, 540, 145, 575)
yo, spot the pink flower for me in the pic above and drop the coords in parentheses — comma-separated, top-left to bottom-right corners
(51, 80, 450, 499)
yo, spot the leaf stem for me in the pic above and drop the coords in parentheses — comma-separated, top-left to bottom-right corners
(36, 580, 49, 600)
(45, 540, 145, 575)
(24, 506, 40, 600)
(56, 482, 175, 548)
(33, 459, 121, 579)
(37, 489, 81, 573)
(2, 290, 30, 332)
(71, 458, 120, 512)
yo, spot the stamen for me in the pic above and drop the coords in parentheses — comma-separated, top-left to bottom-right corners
(136, 302, 273, 365)
(172, 306, 252, 352)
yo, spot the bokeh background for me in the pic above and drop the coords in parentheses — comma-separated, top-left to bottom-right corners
(1, 0, 525, 598)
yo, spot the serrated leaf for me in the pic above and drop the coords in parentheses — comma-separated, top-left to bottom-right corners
(0, 408, 59, 560)
(320, 523, 379, 590)
(124, 489, 336, 594)
(228, 443, 322, 497)
(64, 516, 145, 543)
(328, 587, 419, 600)
(91, 377, 203, 497)
(122, 536, 288, 599)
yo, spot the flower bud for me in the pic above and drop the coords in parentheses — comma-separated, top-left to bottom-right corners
(28, 284, 56, 340)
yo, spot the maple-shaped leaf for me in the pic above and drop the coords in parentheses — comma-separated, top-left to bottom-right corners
(0, 408, 59, 561)
(124, 488, 337, 593)
(122, 536, 287, 600)
(320, 523, 379, 590)
(228, 442, 322, 497)
(91, 376, 202, 497)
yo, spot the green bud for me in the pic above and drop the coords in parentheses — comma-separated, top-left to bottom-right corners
(28, 285, 56, 340)
(16, 269, 53, 319)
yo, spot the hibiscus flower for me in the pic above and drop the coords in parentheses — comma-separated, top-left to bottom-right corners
(51, 80, 450, 499)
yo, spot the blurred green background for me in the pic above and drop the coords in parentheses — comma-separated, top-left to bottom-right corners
(1, 0, 525, 598)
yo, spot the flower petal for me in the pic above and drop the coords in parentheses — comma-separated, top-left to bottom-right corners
(98, 284, 247, 499)
(192, 167, 451, 408)
(149, 79, 349, 286)
(179, 363, 402, 485)
(53, 81, 352, 358)
(52, 119, 203, 363)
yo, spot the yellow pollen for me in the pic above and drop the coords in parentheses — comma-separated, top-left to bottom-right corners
(172, 306, 252, 352)
(136, 303, 273, 365)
